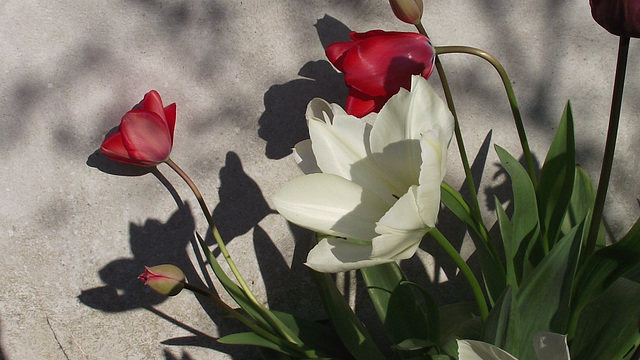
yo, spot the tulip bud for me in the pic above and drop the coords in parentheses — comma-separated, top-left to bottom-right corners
(389, 0, 424, 25)
(139, 264, 185, 296)
(590, 0, 640, 38)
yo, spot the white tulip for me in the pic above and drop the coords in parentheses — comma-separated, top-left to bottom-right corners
(273, 75, 454, 272)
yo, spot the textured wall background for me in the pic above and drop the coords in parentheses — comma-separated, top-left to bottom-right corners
(1, 0, 638, 358)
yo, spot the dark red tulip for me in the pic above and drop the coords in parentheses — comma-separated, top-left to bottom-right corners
(590, 0, 640, 37)
(100, 90, 176, 166)
(326, 30, 435, 117)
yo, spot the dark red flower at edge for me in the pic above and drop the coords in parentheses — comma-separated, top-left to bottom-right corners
(100, 90, 176, 167)
(590, 0, 640, 38)
(326, 30, 435, 117)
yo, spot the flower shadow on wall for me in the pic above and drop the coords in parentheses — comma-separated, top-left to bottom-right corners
(258, 15, 350, 160)
(84, 154, 255, 358)
(204, 152, 322, 318)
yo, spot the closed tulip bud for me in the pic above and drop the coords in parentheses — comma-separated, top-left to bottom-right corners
(139, 265, 185, 296)
(590, 0, 640, 38)
(389, 0, 424, 25)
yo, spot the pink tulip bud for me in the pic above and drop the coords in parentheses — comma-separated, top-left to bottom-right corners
(389, 0, 424, 25)
(139, 265, 185, 296)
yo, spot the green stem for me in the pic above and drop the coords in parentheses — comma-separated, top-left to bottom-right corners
(416, 22, 483, 219)
(183, 283, 308, 357)
(435, 45, 537, 187)
(585, 36, 630, 257)
(429, 228, 489, 321)
(164, 158, 298, 344)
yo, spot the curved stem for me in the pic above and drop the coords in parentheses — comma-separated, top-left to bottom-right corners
(416, 23, 482, 219)
(183, 283, 309, 357)
(164, 158, 298, 344)
(430, 228, 489, 321)
(435, 45, 537, 187)
(585, 36, 630, 257)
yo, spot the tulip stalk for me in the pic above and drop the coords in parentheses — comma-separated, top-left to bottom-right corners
(163, 157, 299, 345)
(429, 228, 489, 321)
(434, 45, 537, 188)
(415, 23, 483, 221)
(585, 36, 631, 257)
(182, 282, 311, 358)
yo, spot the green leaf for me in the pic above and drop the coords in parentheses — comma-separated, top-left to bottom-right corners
(218, 332, 298, 356)
(360, 263, 431, 348)
(570, 278, 640, 360)
(494, 145, 541, 285)
(441, 182, 506, 304)
(439, 302, 483, 358)
(196, 233, 304, 350)
(309, 252, 386, 360)
(500, 222, 584, 359)
(393, 338, 436, 351)
(570, 217, 640, 333)
(537, 102, 576, 248)
(482, 286, 513, 348)
(399, 281, 441, 344)
(271, 311, 351, 359)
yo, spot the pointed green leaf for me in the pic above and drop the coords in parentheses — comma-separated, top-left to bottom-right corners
(271, 311, 351, 359)
(501, 222, 584, 359)
(393, 338, 436, 351)
(218, 332, 298, 356)
(495, 146, 542, 284)
(441, 182, 506, 304)
(196, 233, 303, 348)
(537, 102, 575, 247)
(570, 278, 640, 360)
(570, 216, 640, 331)
(439, 302, 483, 358)
(309, 236, 386, 360)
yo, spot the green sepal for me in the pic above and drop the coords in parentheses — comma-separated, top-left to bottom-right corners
(310, 234, 386, 360)
(360, 262, 431, 351)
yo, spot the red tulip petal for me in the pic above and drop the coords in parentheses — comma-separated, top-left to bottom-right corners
(140, 90, 167, 123)
(345, 89, 385, 118)
(120, 110, 172, 165)
(163, 103, 177, 143)
(326, 41, 357, 71)
(341, 32, 434, 97)
(100, 131, 150, 166)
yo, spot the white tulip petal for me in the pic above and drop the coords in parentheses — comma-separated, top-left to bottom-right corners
(533, 333, 570, 360)
(416, 130, 448, 227)
(457, 340, 519, 360)
(309, 116, 397, 204)
(306, 237, 394, 273)
(370, 76, 454, 193)
(306, 98, 346, 125)
(372, 185, 429, 259)
(293, 139, 320, 174)
(272, 173, 389, 241)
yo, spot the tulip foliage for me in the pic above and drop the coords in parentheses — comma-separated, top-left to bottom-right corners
(97, 2, 640, 360)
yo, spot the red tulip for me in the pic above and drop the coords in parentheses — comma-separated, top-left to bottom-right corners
(326, 30, 435, 117)
(590, 0, 640, 37)
(100, 90, 176, 166)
